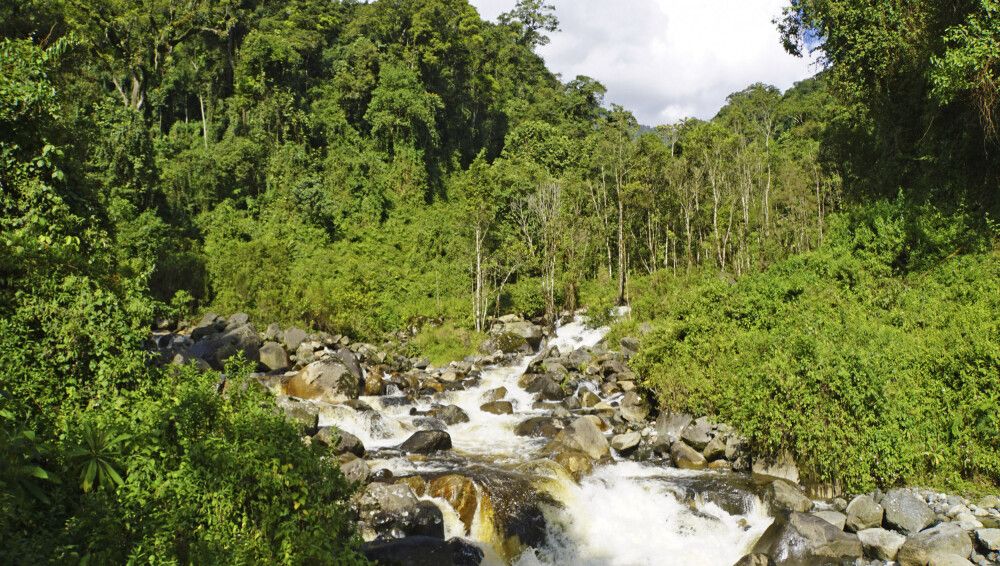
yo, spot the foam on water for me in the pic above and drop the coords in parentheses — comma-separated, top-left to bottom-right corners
(518, 461, 772, 566)
(317, 312, 773, 563)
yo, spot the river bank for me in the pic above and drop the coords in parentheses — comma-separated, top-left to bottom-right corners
(153, 312, 1000, 565)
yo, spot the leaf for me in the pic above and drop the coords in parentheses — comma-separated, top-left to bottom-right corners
(82, 460, 98, 493)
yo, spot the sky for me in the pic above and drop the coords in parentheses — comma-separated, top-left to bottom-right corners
(469, 0, 821, 125)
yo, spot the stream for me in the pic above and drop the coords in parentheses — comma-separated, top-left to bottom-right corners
(319, 317, 773, 565)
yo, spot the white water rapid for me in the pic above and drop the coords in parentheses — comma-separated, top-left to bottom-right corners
(319, 315, 773, 565)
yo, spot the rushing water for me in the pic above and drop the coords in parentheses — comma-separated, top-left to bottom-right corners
(319, 316, 773, 565)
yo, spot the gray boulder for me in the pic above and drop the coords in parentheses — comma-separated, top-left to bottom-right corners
(766, 512, 863, 562)
(430, 405, 470, 425)
(846, 494, 884, 532)
(259, 341, 289, 371)
(897, 523, 973, 566)
(680, 416, 713, 450)
(282, 327, 308, 353)
(751, 450, 800, 484)
(703, 434, 727, 461)
(340, 456, 370, 484)
(619, 391, 650, 423)
(976, 528, 1000, 551)
(883, 488, 937, 535)
(767, 479, 814, 513)
(515, 417, 560, 438)
(552, 417, 610, 460)
(656, 413, 691, 444)
(812, 510, 847, 531)
(399, 430, 452, 454)
(611, 431, 641, 455)
(857, 528, 906, 561)
(282, 360, 360, 404)
(670, 441, 707, 470)
(313, 426, 365, 457)
(362, 536, 483, 566)
(480, 401, 514, 415)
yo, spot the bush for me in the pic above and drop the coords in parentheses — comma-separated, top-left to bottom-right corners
(409, 322, 485, 366)
(627, 204, 1000, 492)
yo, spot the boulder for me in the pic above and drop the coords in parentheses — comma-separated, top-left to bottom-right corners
(413, 417, 448, 431)
(703, 434, 727, 461)
(670, 441, 707, 470)
(274, 396, 319, 435)
(975, 528, 1000, 551)
(552, 449, 593, 480)
(733, 554, 772, 566)
(883, 488, 937, 535)
(282, 327, 308, 353)
(431, 405, 470, 425)
(362, 536, 483, 566)
(480, 401, 514, 415)
(619, 336, 639, 357)
(812, 510, 847, 531)
(263, 322, 282, 342)
(282, 360, 361, 404)
(259, 341, 289, 371)
(515, 417, 561, 438)
(579, 390, 602, 408)
(399, 430, 452, 454)
(611, 431, 641, 455)
(619, 390, 650, 423)
(767, 479, 814, 513)
(189, 322, 262, 369)
(313, 426, 365, 457)
(332, 348, 364, 380)
(482, 332, 529, 354)
(680, 416, 713, 450)
(751, 450, 800, 484)
(429, 475, 479, 531)
(364, 372, 384, 396)
(225, 312, 250, 329)
(766, 512, 863, 562)
(503, 320, 543, 350)
(552, 417, 610, 461)
(655, 413, 693, 445)
(845, 494, 884, 532)
(482, 387, 507, 403)
(341, 457, 370, 484)
(897, 523, 973, 566)
(190, 312, 224, 340)
(857, 528, 906, 561)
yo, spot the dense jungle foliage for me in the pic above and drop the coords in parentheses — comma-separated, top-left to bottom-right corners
(1, 0, 998, 560)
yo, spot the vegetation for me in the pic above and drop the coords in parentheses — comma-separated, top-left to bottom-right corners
(1, 0, 998, 558)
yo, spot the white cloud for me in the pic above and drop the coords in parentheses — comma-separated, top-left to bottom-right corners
(469, 0, 820, 125)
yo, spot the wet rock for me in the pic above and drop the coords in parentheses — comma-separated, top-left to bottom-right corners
(431, 404, 470, 425)
(812, 510, 847, 530)
(259, 341, 289, 371)
(483, 387, 507, 403)
(362, 536, 483, 566)
(883, 488, 937, 535)
(399, 430, 452, 454)
(282, 359, 360, 404)
(429, 475, 478, 531)
(553, 449, 593, 480)
(480, 401, 514, 415)
(533, 377, 567, 401)
(857, 528, 906, 561)
(751, 450, 800, 484)
(765, 511, 863, 562)
(409, 501, 447, 539)
(619, 390, 650, 423)
(552, 417, 610, 460)
(364, 372, 385, 396)
(515, 417, 560, 438)
(846, 494, 884, 532)
(579, 390, 602, 408)
(709, 460, 733, 471)
(282, 327, 308, 353)
(703, 434, 727, 461)
(767, 479, 813, 513)
(274, 396, 319, 434)
(680, 416, 713, 450)
(412, 417, 448, 431)
(733, 554, 773, 566)
(341, 456, 371, 484)
(504, 320, 543, 350)
(670, 441, 707, 470)
(333, 347, 364, 380)
(897, 523, 973, 566)
(611, 431, 641, 455)
(313, 426, 365, 457)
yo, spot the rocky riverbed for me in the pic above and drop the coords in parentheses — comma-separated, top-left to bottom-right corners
(153, 312, 1000, 566)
